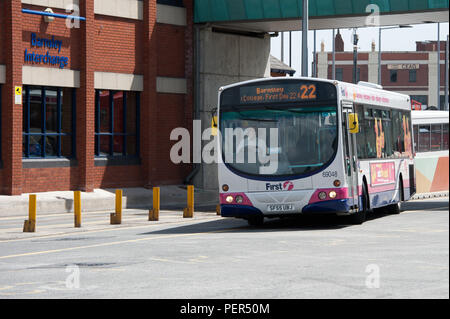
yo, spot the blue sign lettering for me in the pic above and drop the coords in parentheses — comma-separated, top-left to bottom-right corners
(24, 33, 68, 69)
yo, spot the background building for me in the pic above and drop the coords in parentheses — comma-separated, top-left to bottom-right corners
(316, 31, 448, 110)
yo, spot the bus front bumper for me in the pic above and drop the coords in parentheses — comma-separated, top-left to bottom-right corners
(221, 199, 352, 219)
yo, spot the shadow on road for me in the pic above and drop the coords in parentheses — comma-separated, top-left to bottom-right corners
(139, 198, 448, 236)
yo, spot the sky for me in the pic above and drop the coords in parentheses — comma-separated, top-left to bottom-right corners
(270, 22, 449, 77)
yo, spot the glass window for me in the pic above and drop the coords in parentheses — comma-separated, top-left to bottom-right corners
(355, 105, 367, 159)
(409, 70, 417, 82)
(336, 68, 343, 81)
(431, 124, 442, 151)
(443, 124, 449, 150)
(220, 105, 338, 177)
(95, 90, 140, 158)
(23, 86, 75, 158)
(390, 70, 397, 82)
(418, 125, 431, 152)
(413, 125, 419, 152)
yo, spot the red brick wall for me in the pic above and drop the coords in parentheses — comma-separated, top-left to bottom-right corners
(0, 1, 5, 64)
(157, 24, 186, 77)
(155, 93, 191, 185)
(2, 0, 23, 195)
(92, 165, 143, 189)
(22, 167, 79, 193)
(94, 16, 144, 74)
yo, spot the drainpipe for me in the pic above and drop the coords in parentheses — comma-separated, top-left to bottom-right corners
(185, 25, 202, 185)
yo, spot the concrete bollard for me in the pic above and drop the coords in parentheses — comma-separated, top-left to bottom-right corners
(183, 185, 194, 218)
(23, 194, 37, 232)
(74, 191, 81, 228)
(110, 189, 122, 225)
(149, 187, 160, 221)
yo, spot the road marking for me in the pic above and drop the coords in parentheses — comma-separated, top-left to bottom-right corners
(0, 229, 234, 260)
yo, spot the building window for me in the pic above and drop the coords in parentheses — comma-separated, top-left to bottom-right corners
(409, 70, 417, 82)
(336, 68, 343, 81)
(390, 70, 397, 83)
(22, 86, 75, 158)
(95, 90, 140, 158)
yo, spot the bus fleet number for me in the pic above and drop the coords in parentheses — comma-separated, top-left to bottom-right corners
(322, 171, 338, 178)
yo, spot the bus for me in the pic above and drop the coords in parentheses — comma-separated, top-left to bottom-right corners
(217, 77, 416, 225)
(412, 110, 449, 194)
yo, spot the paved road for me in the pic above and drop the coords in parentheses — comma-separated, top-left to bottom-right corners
(0, 198, 448, 299)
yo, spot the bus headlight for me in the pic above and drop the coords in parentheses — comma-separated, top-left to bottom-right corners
(329, 191, 337, 199)
(226, 196, 234, 203)
(235, 195, 244, 204)
(318, 192, 327, 200)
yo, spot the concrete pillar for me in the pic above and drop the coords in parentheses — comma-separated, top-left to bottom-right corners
(368, 51, 379, 84)
(76, 1, 95, 192)
(2, 0, 23, 195)
(195, 28, 270, 190)
(428, 51, 438, 108)
(317, 52, 328, 79)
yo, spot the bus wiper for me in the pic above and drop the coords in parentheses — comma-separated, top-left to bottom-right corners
(239, 118, 277, 123)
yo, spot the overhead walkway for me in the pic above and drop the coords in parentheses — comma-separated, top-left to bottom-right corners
(195, 0, 449, 32)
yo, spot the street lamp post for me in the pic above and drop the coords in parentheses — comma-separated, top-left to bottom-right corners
(301, 0, 309, 77)
(378, 25, 412, 85)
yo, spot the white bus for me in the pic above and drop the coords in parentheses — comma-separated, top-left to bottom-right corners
(412, 110, 449, 194)
(217, 78, 416, 225)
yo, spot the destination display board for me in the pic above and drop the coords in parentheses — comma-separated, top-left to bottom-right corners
(220, 80, 337, 108)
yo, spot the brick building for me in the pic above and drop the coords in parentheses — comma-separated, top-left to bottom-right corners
(0, 0, 194, 195)
(316, 30, 447, 110)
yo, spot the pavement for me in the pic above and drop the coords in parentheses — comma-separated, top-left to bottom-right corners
(0, 186, 220, 217)
(0, 185, 447, 218)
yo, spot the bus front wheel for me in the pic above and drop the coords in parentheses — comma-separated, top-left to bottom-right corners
(247, 216, 264, 226)
(349, 184, 369, 225)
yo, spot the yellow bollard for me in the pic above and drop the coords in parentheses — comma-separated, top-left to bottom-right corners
(74, 191, 81, 228)
(149, 187, 160, 221)
(110, 189, 122, 225)
(216, 204, 221, 216)
(183, 185, 194, 218)
(23, 194, 37, 232)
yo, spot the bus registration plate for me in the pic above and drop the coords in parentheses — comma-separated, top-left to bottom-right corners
(267, 204, 295, 212)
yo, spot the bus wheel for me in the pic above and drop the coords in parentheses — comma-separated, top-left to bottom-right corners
(247, 216, 264, 226)
(349, 184, 369, 225)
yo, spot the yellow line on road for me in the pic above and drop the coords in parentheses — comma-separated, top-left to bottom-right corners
(0, 229, 232, 260)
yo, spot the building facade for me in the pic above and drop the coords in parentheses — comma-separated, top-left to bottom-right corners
(317, 33, 447, 110)
(0, 0, 194, 195)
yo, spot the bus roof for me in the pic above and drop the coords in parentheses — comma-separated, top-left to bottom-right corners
(219, 77, 411, 111)
(412, 110, 449, 125)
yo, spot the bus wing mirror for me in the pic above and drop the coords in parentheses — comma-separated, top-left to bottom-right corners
(211, 115, 218, 136)
(348, 113, 359, 134)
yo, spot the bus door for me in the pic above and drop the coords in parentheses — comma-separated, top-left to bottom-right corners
(342, 103, 359, 212)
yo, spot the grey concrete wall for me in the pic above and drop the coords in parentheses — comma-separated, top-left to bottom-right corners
(194, 28, 271, 190)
